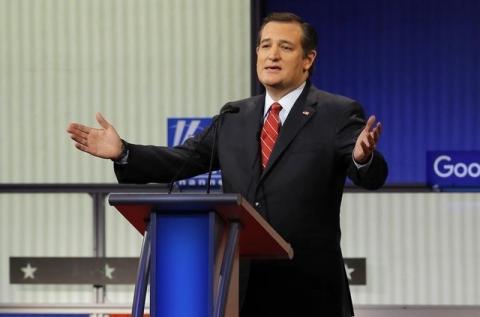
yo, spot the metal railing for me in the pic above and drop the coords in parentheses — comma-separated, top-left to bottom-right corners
(0, 183, 168, 305)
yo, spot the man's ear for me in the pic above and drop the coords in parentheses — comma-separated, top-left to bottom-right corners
(304, 49, 317, 72)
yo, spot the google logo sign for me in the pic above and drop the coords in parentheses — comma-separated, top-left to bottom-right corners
(433, 155, 480, 178)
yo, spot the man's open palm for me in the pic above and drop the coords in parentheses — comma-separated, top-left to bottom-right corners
(67, 113, 123, 160)
(353, 115, 382, 164)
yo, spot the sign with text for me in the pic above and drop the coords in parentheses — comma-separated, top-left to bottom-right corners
(167, 117, 222, 190)
(427, 151, 480, 188)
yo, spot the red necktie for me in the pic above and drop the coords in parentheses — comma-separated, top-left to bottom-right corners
(261, 103, 282, 169)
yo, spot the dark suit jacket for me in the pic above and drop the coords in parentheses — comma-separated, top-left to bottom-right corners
(114, 82, 388, 316)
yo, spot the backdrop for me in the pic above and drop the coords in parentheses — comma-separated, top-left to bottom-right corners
(264, 0, 480, 184)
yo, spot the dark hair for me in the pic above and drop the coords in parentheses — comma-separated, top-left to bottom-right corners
(257, 12, 318, 74)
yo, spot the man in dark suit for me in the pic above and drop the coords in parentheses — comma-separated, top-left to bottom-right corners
(68, 12, 387, 317)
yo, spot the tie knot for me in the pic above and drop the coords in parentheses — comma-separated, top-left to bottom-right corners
(270, 103, 282, 114)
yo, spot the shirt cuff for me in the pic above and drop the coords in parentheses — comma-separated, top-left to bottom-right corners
(353, 153, 374, 170)
(112, 140, 129, 165)
(114, 150, 129, 165)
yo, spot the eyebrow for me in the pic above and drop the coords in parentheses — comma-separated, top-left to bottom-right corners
(260, 38, 295, 46)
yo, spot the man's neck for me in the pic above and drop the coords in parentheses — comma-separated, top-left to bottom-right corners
(266, 88, 291, 101)
(264, 79, 306, 101)
(265, 82, 307, 101)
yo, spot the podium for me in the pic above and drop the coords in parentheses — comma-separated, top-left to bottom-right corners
(109, 193, 293, 317)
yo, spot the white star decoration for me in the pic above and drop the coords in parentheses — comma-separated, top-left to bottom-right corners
(21, 263, 37, 279)
(104, 263, 115, 279)
(345, 264, 354, 280)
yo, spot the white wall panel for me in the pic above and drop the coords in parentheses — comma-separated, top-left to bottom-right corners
(0, 194, 94, 303)
(104, 204, 144, 304)
(341, 193, 480, 306)
(0, 0, 250, 184)
(0, 0, 250, 305)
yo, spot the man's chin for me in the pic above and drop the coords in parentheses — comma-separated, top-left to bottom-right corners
(260, 79, 283, 89)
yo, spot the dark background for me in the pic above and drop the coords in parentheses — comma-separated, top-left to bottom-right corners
(253, 0, 480, 184)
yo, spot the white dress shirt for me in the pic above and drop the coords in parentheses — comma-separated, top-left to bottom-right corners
(263, 81, 372, 170)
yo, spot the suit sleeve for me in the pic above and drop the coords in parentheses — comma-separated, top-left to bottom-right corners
(335, 101, 388, 190)
(114, 121, 219, 184)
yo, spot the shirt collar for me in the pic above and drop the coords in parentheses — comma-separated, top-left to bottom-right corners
(264, 81, 307, 117)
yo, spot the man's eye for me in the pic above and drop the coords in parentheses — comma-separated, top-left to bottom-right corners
(261, 44, 270, 49)
(282, 46, 292, 51)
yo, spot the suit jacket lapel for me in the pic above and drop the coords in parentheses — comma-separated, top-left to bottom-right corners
(260, 83, 318, 181)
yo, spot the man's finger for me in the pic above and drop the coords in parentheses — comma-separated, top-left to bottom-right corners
(96, 112, 110, 129)
(68, 123, 91, 135)
(360, 141, 369, 153)
(67, 126, 90, 139)
(375, 122, 382, 137)
(74, 142, 91, 154)
(70, 135, 88, 147)
(364, 115, 376, 132)
(360, 140, 370, 154)
(372, 122, 382, 142)
(366, 133, 375, 147)
(371, 131, 378, 144)
(66, 122, 82, 133)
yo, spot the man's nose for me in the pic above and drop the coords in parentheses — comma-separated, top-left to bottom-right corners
(267, 46, 280, 60)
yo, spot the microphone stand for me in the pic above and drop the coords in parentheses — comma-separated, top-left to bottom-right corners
(206, 119, 219, 194)
(167, 105, 239, 194)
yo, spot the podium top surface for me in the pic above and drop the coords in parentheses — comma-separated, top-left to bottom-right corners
(109, 193, 293, 259)
(109, 192, 242, 209)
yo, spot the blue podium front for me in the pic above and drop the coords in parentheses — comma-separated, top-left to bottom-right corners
(151, 212, 215, 317)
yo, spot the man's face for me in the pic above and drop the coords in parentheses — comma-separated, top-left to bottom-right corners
(256, 21, 316, 98)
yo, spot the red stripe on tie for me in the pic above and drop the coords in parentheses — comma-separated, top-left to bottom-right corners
(260, 103, 282, 169)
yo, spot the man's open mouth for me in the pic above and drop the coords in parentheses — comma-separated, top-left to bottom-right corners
(265, 66, 282, 71)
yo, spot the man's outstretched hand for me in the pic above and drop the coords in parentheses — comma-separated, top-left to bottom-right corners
(353, 115, 382, 164)
(67, 113, 123, 160)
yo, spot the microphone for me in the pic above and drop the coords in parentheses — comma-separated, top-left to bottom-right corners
(206, 105, 239, 193)
(167, 105, 239, 194)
